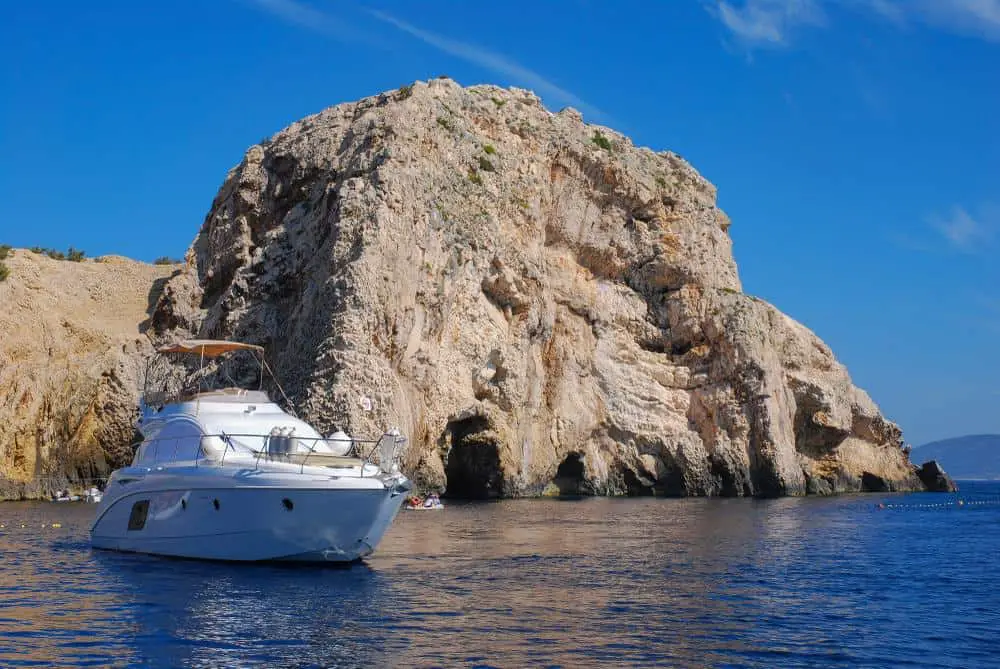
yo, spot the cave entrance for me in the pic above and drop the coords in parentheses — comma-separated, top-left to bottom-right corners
(443, 416, 503, 499)
(621, 467, 654, 496)
(552, 453, 586, 496)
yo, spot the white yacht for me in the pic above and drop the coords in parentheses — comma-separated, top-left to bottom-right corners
(90, 339, 411, 562)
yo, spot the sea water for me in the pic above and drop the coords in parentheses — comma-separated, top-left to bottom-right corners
(1, 484, 999, 668)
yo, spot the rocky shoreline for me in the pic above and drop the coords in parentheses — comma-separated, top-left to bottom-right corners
(0, 79, 957, 499)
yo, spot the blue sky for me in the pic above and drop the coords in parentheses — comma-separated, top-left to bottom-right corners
(1, 0, 997, 444)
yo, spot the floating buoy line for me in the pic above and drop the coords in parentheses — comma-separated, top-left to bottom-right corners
(876, 498, 1000, 510)
(0, 522, 63, 530)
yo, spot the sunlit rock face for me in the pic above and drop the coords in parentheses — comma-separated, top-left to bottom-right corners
(0, 251, 175, 499)
(146, 77, 924, 497)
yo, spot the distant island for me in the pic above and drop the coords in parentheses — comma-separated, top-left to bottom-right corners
(912, 435, 1000, 480)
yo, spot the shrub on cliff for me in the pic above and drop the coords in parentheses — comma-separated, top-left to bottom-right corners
(26, 246, 86, 261)
(153, 256, 182, 265)
(0, 262, 8, 282)
(591, 130, 612, 151)
(0, 244, 10, 260)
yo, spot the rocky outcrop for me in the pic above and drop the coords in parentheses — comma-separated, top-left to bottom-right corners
(146, 77, 930, 498)
(0, 250, 176, 499)
(916, 460, 958, 492)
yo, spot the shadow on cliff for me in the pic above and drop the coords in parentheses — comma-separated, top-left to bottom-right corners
(139, 270, 182, 335)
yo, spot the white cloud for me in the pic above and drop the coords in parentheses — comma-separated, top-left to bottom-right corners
(712, 0, 825, 45)
(369, 11, 603, 120)
(892, 0, 1000, 41)
(244, 0, 602, 120)
(708, 0, 1000, 45)
(246, 0, 351, 36)
(931, 206, 994, 252)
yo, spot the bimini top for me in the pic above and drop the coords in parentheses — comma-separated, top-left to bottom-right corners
(157, 339, 264, 358)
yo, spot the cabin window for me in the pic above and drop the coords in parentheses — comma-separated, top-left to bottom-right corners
(128, 500, 149, 531)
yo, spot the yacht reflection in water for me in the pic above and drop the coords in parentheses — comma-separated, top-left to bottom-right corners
(90, 550, 401, 668)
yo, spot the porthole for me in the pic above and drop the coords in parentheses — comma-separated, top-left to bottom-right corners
(181, 499, 187, 510)
(213, 498, 220, 510)
(282, 498, 294, 511)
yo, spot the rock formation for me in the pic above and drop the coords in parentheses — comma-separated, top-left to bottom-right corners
(144, 77, 930, 498)
(0, 250, 176, 499)
(916, 461, 958, 492)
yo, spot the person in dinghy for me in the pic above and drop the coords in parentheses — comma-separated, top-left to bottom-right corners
(405, 492, 444, 510)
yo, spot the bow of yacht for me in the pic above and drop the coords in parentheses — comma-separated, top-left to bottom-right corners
(90, 339, 411, 562)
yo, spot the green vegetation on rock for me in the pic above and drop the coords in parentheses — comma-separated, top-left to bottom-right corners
(591, 130, 612, 151)
(27, 246, 86, 261)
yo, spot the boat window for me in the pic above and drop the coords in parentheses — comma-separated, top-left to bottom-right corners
(128, 500, 149, 531)
(136, 423, 206, 464)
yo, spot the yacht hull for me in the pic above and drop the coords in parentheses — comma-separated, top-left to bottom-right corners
(90, 480, 409, 562)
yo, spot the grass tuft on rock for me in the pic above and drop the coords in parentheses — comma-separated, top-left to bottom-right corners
(591, 130, 612, 151)
(26, 246, 87, 261)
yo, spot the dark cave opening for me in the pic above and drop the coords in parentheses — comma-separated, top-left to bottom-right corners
(621, 467, 654, 496)
(552, 453, 586, 495)
(443, 416, 503, 499)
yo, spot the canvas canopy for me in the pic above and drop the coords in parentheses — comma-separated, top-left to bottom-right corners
(157, 339, 264, 358)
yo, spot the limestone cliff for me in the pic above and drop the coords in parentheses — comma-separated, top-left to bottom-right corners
(0, 250, 176, 499)
(149, 78, 925, 497)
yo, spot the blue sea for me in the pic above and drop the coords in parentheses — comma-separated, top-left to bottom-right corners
(2, 483, 999, 668)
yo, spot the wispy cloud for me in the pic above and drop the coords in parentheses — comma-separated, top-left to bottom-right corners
(369, 10, 603, 120)
(245, 0, 353, 38)
(708, 0, 1000, 45)
(244, 0, 601, 120)
(893, 0, 1000, 42)
(711, 0, 825, 46)
(931, 206, 995, 252)
(889, 204, 998, 255)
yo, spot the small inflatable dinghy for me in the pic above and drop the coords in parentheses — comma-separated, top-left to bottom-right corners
(405, 494, 444, 510)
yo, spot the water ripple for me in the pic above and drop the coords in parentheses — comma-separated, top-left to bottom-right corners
(2, 487, 1000, 666)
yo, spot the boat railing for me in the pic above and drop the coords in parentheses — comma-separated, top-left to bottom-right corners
(132, 431, 406, 477)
